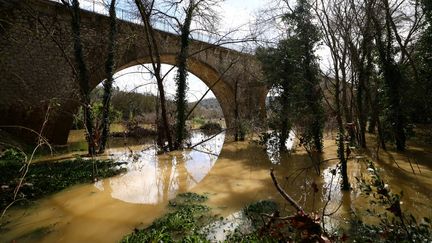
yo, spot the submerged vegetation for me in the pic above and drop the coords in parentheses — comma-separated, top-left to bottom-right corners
(351, 161, 432, 242)
(0, 0, 431, 241)
(0, 151, 125, 209)
(119, 161, 431, 242)
(121, 193, 213, 242)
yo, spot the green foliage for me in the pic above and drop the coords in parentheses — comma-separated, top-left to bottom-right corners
(408, 0, 432, 124)
(0, 158, 125, 208)
(0, 149, 26, 163)
(224, 230, 275, 243)
(174, 1, 194, 149)
(173, 192, 208, 204)
(92, 102, 122, 124)
(244, 200, 278, 229)
(192, 116, 205, 126)
(73, 103, 122, 130)
(353, 161, 432, 242)
(98, 0, 118, 153)
(257, 0, 324, 152)
(188, 98, 223, 120)
(257, 44, 296, 149)
(122, 193, 213, 243)
(235, 121, 249, 141)
(90, 87, 157, 122)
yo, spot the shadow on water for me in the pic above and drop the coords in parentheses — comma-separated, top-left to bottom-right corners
(0, 131, 226, 242)
(1, 131, 431, 242)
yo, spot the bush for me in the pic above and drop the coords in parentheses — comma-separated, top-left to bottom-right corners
(199, 122, 222, 135)
(0, 148, 26, 163)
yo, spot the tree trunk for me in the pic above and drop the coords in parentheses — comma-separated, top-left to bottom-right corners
(99, 0, 117, 153)
(372, 1, 406, 151)
(134, 0, 173, 150)
(174, 1, 194, 149)
(69, 0, 95, 155)
(336, 76, 350, 190)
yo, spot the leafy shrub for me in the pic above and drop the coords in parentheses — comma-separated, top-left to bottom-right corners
(192, 116, 205, 126)
(353, 160, 432, 242)
(0, 148, 26, 163)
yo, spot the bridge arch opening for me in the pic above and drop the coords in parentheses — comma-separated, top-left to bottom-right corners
(89, 54, 236, 131)
(87, 60, 229, 142)
(113, 63, 225, 124)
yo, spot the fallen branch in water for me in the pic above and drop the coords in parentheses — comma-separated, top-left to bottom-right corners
(188, 128, 228, 149)
(269, 168, 329, 242)
(191, 147, 219, 157)
(270, 168, 304, 213)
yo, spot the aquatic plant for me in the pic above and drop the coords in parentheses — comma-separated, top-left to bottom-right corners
(0, 158, 125, 209)
(0, 149, 26, 163)
(122, 192, 214, 243)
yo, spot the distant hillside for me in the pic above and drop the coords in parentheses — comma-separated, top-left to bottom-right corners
(189, 98, 223, 119)
(193, 98, 221, 110)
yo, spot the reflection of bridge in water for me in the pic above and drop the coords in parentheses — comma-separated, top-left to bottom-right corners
(104, 131, 225, 204)
(0, 0, 266, 144)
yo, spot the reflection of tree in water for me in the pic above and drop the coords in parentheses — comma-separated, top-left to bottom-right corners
(265, 131, 296, 164)
(106, 131, 224, 204)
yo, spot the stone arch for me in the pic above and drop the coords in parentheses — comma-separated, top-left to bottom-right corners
(0, 0, 267, 145)
(90, 54, 236, 129)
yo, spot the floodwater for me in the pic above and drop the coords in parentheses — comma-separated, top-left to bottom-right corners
(1, 130, 431, 242)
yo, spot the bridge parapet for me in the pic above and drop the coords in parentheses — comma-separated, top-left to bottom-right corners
(49, 0, 252, 53)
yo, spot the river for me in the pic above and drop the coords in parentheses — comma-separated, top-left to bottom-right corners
(1, 130, 431, 242)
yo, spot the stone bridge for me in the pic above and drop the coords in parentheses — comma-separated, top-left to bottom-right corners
(0, 0, 266, 145)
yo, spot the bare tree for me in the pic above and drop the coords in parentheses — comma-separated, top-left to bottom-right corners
(134, 0, 174, 150)
(314, 0, 352, 190)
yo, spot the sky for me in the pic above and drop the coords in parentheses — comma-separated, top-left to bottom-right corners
(108, 0, 267, 102)
(68, 0, 329, 102)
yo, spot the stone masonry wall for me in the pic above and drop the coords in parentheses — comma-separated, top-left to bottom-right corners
(0, 0, 266, 145)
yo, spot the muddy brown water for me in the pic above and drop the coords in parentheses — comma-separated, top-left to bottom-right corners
(1, 130, 431, 242)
